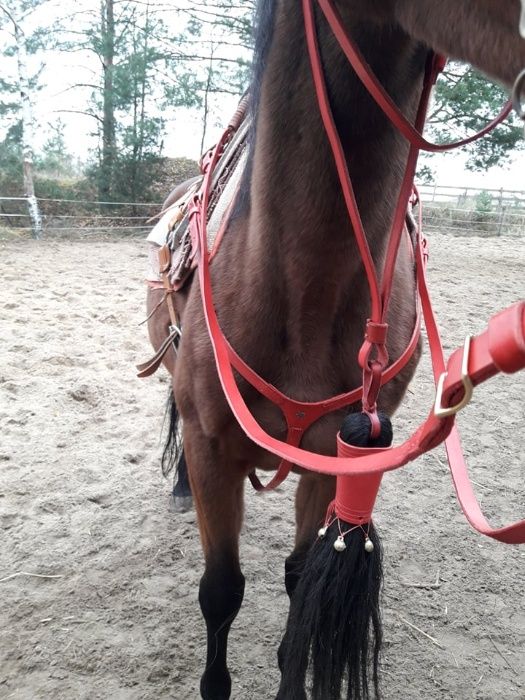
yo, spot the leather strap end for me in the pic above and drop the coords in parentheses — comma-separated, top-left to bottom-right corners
(136, 329, 178, 377)
(488, 301, 525, 374)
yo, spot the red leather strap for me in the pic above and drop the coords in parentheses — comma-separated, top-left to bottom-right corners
(302, 0, 381, 322)
(227, 297, 421, 418)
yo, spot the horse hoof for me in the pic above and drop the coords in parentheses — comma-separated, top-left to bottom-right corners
(171, 494, 193, 513)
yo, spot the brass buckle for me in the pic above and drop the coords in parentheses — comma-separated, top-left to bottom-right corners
(434, 335, 474, 418)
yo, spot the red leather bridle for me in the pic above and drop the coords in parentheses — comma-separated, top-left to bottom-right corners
(187, 0, 525, 543)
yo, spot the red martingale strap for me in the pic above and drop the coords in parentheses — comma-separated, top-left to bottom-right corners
(188, 1, 525, 542)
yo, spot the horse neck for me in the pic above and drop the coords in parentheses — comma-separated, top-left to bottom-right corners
(244, 3, 428, 348)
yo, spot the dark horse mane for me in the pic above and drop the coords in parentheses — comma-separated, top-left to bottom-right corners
(248, 0, 278, 129)
(232, 0, 277, 220)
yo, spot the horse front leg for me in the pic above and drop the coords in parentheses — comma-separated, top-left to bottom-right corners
(276, 472, 335, 700)
(183, 421, 246, 700)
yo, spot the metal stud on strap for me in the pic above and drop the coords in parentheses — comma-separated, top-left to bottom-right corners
(434, 336, 474, 418)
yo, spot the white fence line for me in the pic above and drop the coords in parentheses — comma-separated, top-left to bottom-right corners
(1, 187, 524, 237)
(418, 184, 525, 208)
(0, 196, 161, 206)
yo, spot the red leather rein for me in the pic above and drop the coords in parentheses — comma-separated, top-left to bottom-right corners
(187, 0, 525, 543)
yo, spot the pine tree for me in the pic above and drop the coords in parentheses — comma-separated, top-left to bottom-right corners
(423, 62, 524, 174)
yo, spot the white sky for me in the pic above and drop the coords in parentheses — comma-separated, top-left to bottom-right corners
(423, 151, 524, 191)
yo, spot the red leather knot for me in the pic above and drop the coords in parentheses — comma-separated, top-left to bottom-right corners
(363, 407, 381, 439)
(359, 321, 389, 429)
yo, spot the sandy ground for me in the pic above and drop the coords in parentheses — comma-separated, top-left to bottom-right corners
(0, 232, 524, 700)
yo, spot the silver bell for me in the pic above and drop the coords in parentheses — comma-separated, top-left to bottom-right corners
(318, 526, 328, 538)
(333, 535, 347, 552)
(364, 537, 374, 553)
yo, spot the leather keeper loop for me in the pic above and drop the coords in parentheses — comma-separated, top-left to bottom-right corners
(359, 322, 389, 371)
(365, 320, 388, 345)
(335, 437, 391, 524)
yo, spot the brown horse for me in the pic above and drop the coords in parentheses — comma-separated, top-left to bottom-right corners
(145, 1, 525, 698)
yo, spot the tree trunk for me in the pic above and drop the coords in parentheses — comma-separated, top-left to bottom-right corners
(100, 0, 116, 202)
(14, 22, 42, 239)
(137, 2, 150, 197)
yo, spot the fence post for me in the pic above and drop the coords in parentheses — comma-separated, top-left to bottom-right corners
(497, 206, 505, 236)
(26, 195, 43, 239)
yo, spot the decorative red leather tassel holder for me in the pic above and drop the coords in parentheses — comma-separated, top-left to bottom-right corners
(334, 435, 392, 525)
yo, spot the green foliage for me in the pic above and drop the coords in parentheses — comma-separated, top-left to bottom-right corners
(163, 71, 204, 109)
(77, 0, 254, 202)
(415, 164, 435, 185)
(181, 0, 255, 51)
(474, 190, 493, 217)
(34, 175, 96, 205)
(35, 121, 77, 178)
(428, 63, 524, 170)
(1, 0, 254, 204)
(79, 1, 215, 200)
